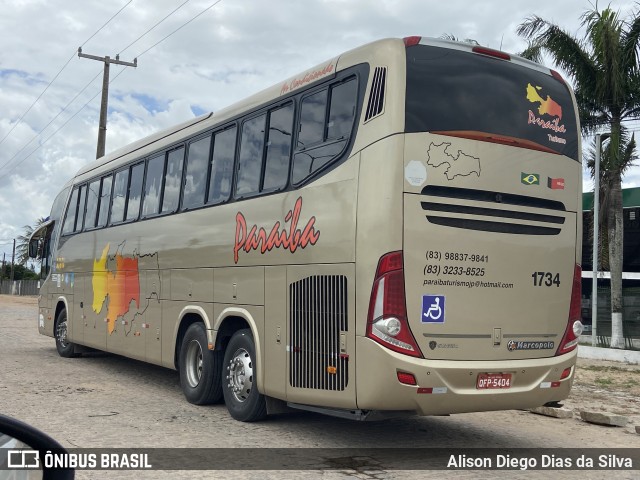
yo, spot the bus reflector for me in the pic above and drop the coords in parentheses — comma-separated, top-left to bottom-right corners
(551, 69, 566, 84)
(403, 36, 422, 47)
(556, 264, 583, 355)
(397, 371, 417, 385)
(430, 131, 560, 155)
(366, 251, 423, 358)
(472, 46, 511, 61)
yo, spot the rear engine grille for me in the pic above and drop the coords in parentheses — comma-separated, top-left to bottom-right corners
(421, 185, 566, 235)
(364, 67, 386, 122)
(289, 275, 348, 391)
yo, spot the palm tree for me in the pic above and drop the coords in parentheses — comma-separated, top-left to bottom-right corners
(15, 217, 47, 265)
(518, 6, 640, 348)
(440, 33, 479, 45)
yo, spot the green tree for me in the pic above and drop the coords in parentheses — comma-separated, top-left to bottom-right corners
(1, 263, 38, 280)
(518, 6, 640, 348)
(439, 33, 479, 45)
(15, 217, 47, 265)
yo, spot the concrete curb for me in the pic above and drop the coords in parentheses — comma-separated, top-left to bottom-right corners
(577, 345, 640, 365)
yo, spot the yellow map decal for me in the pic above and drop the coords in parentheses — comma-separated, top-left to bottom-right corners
(526, 83, 562, 119)
(92, 243, 140, 334)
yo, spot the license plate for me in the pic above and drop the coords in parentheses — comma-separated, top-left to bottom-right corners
(476, 373, 512, 389)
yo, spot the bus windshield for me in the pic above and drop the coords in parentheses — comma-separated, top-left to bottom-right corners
(405, 45, 579, 161)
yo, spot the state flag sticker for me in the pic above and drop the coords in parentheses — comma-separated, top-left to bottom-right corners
(548, 177, 565, 190)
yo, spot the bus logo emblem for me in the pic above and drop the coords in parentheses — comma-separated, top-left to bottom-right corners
(521, 173, 540, 185)
(422, 295, 445, 323)
(234, 196, 320, 263)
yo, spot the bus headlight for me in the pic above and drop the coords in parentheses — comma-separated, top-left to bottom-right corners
(572, 320, 583, 337)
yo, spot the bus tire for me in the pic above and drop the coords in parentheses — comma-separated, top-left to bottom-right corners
(54, 309, 78, 358)
(179, 323, 223, 405)
(222, 329, 267, 422)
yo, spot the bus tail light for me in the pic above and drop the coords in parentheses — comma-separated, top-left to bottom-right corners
(403, 36, 422, 47)
(366, 252, 423, 358)
(472, 46, 511, 61)
(556, 264, 583, 355)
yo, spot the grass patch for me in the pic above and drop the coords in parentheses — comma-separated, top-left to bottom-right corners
(594, 377, 614, 386)
(580, 365, 639, 374)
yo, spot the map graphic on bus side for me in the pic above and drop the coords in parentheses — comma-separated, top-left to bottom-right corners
(92, 243, 160, 335)
(426, 142, 481, 180)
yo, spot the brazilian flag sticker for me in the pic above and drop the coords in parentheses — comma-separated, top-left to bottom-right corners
(521, 173, 540, 185)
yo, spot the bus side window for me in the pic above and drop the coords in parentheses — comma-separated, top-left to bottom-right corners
(110, 168, 129, 225)
(327, 79, 357, 140)
(263, 103, 294, 192)
(126, 162, 144, 222)
(297, 90, 327, 149)
(208, 126, 236, 205)
(236, 114, 267, 198)
(142, 154, 165, 217)
(292, 78, 358, 184)
(182, 136, 212, 211)
(84, 179, 101, 230)
(61, 187, 79, 235)
(96, 175, 113, 228)
(161, 147, 185, 214)
(74, 184, 87, 232)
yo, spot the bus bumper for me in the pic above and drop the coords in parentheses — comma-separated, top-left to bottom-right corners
(355, 336, 577, 415)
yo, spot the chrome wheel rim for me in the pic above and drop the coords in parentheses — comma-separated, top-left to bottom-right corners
(56, 319, 68, 348)
(185, 340, 203, 388)
(226, 348, 253, 402)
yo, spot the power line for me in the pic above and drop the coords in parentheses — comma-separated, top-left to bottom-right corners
(0, 1, 133, 151)
(135, 0, 224, 58)
(0, 70, 103, 172)
(0, 69, 129, 181)
(82, 0, 134, 49)
(117, 0, 192, 56)
(0, 0, 225, 181)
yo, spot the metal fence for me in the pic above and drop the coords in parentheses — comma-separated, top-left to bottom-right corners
(581, 283, 640, 349)
(0, 279, 40, 296)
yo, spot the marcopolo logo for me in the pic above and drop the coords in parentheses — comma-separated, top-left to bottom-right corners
(507, 340, 555, 352)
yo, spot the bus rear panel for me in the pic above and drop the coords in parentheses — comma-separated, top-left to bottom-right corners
(357, 38, 582, 415)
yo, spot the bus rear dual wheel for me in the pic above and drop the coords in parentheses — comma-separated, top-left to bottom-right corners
(179, 325, 266, 422)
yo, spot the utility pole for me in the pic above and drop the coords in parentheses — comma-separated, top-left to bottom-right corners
(78, 47, 137, 159)
(10, 239, 15, 282)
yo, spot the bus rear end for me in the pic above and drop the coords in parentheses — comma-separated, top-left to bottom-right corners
(358, 38, 582, 415)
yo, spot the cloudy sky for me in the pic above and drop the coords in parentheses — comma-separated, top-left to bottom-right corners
(0, 0, 638, 258)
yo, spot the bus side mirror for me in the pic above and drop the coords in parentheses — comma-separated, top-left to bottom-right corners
(28, 239, 39, 259)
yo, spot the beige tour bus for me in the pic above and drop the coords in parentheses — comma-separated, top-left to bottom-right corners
(29, 36, 583, 422)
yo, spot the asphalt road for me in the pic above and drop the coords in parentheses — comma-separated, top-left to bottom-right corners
(0, 295, 638, 480)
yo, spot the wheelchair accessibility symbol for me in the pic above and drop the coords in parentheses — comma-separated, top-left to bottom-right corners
(422, 295, 445, 323)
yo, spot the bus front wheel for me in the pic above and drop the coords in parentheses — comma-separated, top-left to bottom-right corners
(222, 329, 267, 422)
(54, 309, 78, 358)
(179, 323, 223, 405)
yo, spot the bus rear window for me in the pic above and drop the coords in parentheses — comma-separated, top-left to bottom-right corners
(405, 45, 579, 161)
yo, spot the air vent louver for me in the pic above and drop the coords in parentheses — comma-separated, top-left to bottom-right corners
(289, 275, 348, 391)
(364, 67, 386, 122)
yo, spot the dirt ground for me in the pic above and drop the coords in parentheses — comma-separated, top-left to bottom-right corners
(568, 357, 640, 420)
(3, 294, 639, 425)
